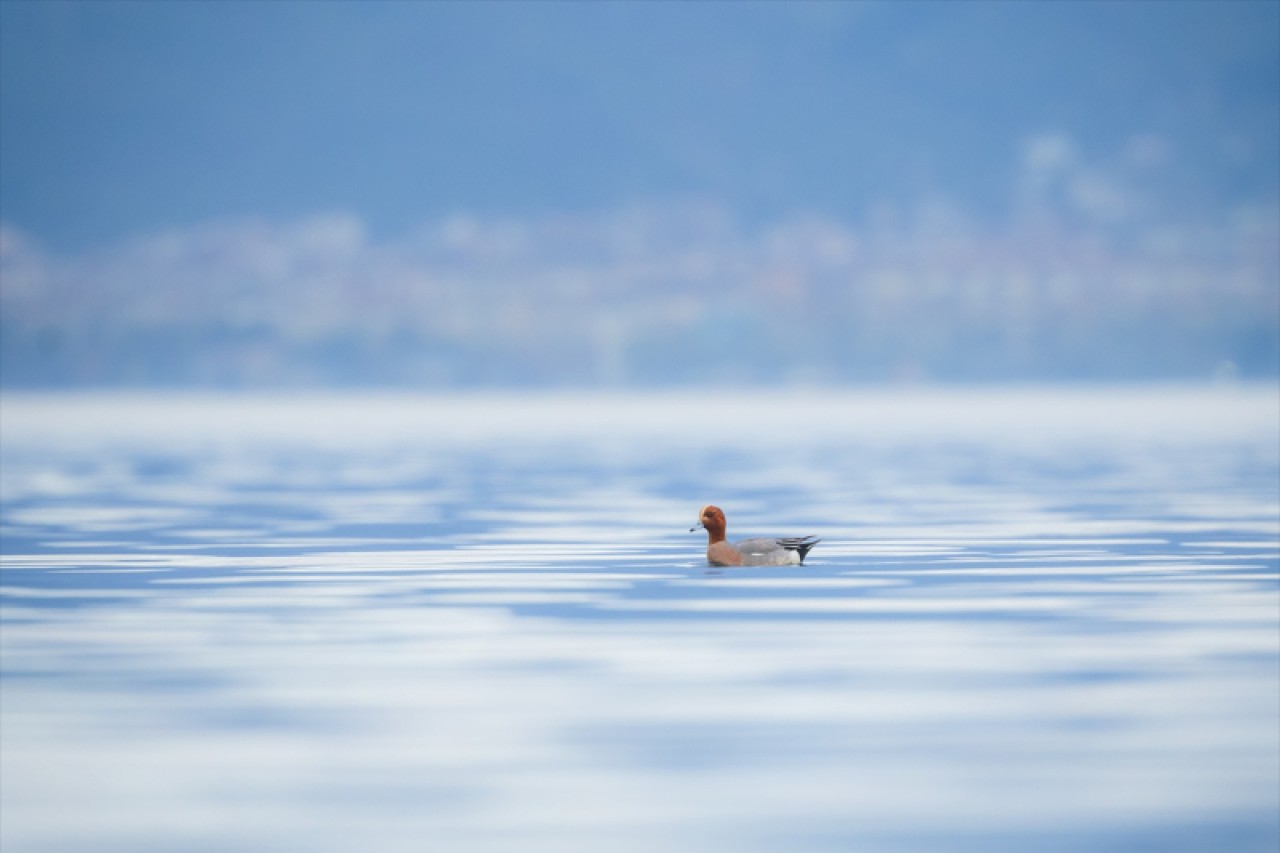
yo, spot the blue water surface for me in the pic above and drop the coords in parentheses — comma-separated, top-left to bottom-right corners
(2, 388, 1277, 852)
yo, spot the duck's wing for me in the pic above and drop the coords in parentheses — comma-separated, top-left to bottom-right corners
(734, 537, 786, 556)
(735, 536, 821, 564)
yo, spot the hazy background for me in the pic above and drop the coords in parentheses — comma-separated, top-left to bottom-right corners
(2, 0, 1277, 388)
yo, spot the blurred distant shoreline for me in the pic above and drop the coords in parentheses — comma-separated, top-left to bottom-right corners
(2, 203, 1276, 389)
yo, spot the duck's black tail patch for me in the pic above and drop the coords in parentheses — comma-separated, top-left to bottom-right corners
(778, 536, 821, 564)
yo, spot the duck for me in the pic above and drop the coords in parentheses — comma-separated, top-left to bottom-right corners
(690, 505, 820, 567)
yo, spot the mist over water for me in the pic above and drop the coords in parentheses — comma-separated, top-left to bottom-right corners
(2, 387, 1277, 852)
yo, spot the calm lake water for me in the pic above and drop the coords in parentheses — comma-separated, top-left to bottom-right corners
(2, 388, 1277, 853)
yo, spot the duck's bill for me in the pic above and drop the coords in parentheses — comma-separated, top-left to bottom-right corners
(689, 523, 704, 532)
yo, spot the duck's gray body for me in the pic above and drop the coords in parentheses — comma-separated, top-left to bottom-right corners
(719, 536, 821, 566)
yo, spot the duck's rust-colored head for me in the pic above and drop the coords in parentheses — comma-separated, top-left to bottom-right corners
(690, 505, 728, 543)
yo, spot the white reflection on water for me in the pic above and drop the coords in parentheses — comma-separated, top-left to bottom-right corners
(1, 388, 1278, 853)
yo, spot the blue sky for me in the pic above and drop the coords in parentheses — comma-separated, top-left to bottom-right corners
(1, 1, 1277, 387)
(3, 0, 1276, 250)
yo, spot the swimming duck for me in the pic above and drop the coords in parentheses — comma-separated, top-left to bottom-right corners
(690, 505, 820, 567)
